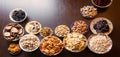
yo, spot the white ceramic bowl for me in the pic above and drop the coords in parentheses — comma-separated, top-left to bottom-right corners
(9, 8, 27, 22)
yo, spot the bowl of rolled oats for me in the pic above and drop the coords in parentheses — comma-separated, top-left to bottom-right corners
(39, 36, 64, 56)
(88, 33, 113, 54)
(63, 32, 87, 52)
(19, 34, 40, 52)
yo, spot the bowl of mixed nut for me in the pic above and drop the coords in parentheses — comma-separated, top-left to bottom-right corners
(19, 34, 40, 52)
(88, 33, 112, 54)
(80, 5, 97, 18)
(55, 25, 70, 38)
(71, 20, 88, 34)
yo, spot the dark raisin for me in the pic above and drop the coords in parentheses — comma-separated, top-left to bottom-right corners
(12, 10, 25, 21)
(94, 20, 110, 33)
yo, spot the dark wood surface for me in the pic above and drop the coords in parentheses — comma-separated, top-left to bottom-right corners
(0, 0, 120, 57)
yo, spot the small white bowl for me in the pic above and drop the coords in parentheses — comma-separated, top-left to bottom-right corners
(9, 8, 27, 22)
(25, 21, 42, 34)
(91, 0, 113, 8)
(40, 27, 53, 37)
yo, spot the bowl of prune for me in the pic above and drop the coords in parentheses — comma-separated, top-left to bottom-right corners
(90, 17, 113, 35)
(91, 0, 113, 8)
(9, 8, 27, 22)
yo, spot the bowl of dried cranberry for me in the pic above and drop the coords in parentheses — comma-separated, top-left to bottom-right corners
(91, 0, 113, 8)
(9, 8, 27, 22)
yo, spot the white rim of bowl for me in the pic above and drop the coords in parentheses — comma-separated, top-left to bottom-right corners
(19, 34, 40, 52)
(88, 33, 113, 54)
(9, 8, 27, 22)
(91, 0, 113, 8)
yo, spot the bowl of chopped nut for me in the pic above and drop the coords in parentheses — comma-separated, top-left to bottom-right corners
(55, 25, 70, 38)
(19, 34, 40, 52)
(71, 20, 88, 35)
(88, 33, 112, 54)
(80, 5, 97, 18)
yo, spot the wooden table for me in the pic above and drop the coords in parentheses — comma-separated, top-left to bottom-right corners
(0, 0, 120, 57)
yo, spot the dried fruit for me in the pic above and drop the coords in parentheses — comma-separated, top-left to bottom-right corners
(3, 23, 24, 41)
